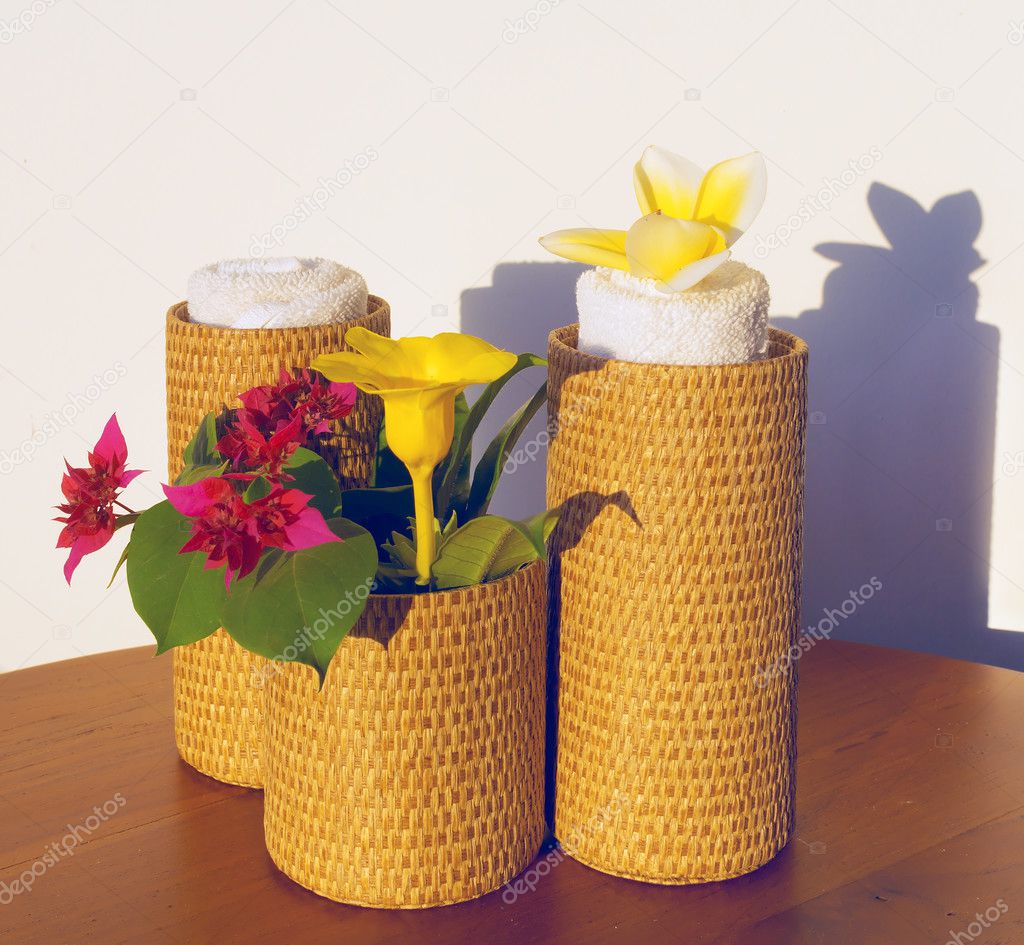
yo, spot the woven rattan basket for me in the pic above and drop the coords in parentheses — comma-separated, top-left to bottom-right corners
(263, 561, 547, 908)
(165, 297, 390, 788)
(547, 324, 807, 884)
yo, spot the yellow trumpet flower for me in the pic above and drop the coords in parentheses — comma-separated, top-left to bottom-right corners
(539, 146, 766, 293)
(312, 327, 517, 585)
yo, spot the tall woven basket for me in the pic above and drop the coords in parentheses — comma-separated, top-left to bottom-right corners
(263, 561, 547, 908)
(547, 324, 807, 884)
(165, 296, 391, 788)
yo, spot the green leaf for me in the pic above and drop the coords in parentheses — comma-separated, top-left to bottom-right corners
(374, 422, 411, 488)
(431, 514, 545, 590)
(243, 476, 273, 503)
(125, 501, 226, 654)
(106, 513, 140, 588)
(435, 357, 544, 519)
(174, 462, 228, 486)
(107, 540, 131, 588)
(182, 411, 222, 468)
(220, 518, 378, 686)
(341, 484, 414, 550)
(435, 392, 471, 518)
(465, 380, 547, 520)
(442, 510, 459, 538)
(284, 447, 342, 518)
(382, 529, 417, 571)
(508, 508, 559, 559)
(373, 562, 418, 593)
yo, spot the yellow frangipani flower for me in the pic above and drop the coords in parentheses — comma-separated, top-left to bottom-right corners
(537, 228, 630, 272)
(539, 146, 767, 293)
(312, 327, 517, 585)
(634, 146, 767, 245)
(625, 212, 731, 292)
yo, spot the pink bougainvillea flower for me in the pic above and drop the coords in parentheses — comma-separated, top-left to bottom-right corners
(287, 368, 357, 437)
(247, 486, 340, 552)
(55, 414, 143, 583)
(237, 376, 294, 432)
(163, 478, 262, 588)
(216, 413, 304, 480)
(163, 477, 339, 588)
(238, 368, 356, 439)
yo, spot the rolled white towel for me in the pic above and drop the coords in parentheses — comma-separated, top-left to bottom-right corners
(187, 257, 368, 329)
(576, 261, 769, 366)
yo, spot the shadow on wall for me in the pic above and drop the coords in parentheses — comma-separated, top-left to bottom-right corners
(460, 262, 584, 521)
(776, 183, 1022, 671)
(462, 190, 1019, 671)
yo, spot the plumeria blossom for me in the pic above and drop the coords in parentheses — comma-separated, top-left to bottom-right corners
(163, 477, 339, 588)
(539, 146, 767, 293)
(55, 414, 143, 583)
(312, 327, 517, 585)
(239, 368, 356, 439)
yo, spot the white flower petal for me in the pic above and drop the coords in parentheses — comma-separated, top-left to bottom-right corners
(658, 249, 732, 293)
(633, 145, 705, 218)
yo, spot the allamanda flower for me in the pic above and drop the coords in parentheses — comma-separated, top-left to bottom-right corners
(312, 328, 517, 585)
(539, 146, 766, 293)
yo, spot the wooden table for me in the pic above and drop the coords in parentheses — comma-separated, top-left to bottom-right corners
(2, 641, 1022, 945)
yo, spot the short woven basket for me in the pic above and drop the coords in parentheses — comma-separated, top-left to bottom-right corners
(165, 297, 390, 788)
(263, 561, 547, 908)
(546, 324, 807, 884)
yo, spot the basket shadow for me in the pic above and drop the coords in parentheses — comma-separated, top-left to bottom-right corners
(774, 183, 1021, 670)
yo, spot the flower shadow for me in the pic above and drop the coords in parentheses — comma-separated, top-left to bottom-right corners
(774, 183, 1021, 669)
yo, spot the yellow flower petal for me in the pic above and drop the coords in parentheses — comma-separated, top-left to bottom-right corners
(378, 384, 461, 585)
(538, 228, 629, 271)
(334, 327, 516, 388)
(633, 145, 705, 218)
(693, 152, 767, 245)
(314, 327, 520, 585)
(658, 249, 731, 293)
(415, 333, 518, 385)
(314, 328, 515, 469)
(341, 327, 426, 381)
(379, 385, 460, 475)
(310, 350, 402, 390)
(625, 212, 726, 284)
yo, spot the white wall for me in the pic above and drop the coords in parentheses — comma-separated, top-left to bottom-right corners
(2, 0, 1021, 671)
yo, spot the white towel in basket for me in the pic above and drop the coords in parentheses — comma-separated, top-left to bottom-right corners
(576, 261, 769, 366)
(187, 257, 367, 329)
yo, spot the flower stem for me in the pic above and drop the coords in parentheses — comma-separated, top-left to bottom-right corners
(114, 500, 137, 514)
(411, 470, 436, 586)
